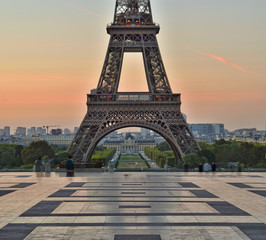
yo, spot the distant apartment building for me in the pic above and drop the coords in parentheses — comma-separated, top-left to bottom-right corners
(51, 129, 63, 136)
(0, 126, 11, 136)
(74, 127, 79, 134)
(232, 128, 257, 138)
(15, 127, 27, 137)
(27, 127, 36, 136)
(154, 136, 166, 144)
(36, 127, 46, 135)
(189, 124, 225, 141)
(64, 128, 71, 135)
(23, 134, 75, 146)
(103, 133, 156, 153)
(27, 127, 46, 136)
(4, 126, 10, 136)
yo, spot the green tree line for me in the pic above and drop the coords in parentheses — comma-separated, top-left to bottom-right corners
(91, 147, 116, 167)
(0, 141, 116, 169)
(145, 140, 266, 169)
(144, 142, 176, 168)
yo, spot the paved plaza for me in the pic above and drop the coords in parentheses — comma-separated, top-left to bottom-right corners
(0, 172, 266, 240)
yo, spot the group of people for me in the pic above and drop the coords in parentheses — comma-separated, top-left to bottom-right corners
(34, 155, 75, 177)
(34, 157, 51, 173)
(199, 162, 217, 172)
(183, 161, 217, 172)
(36, 155, 217, 176)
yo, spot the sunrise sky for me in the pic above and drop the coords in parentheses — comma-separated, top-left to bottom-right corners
(1, 0, 265, 133)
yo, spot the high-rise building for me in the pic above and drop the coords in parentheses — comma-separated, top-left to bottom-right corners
(189, 124, 225, 138)
(28, 127, 36, 136)
(51, 129, 62, 136)
(15, 127, 27, 137)
(64, 128, 71, 135)
(4, 126, 10, 136)
(36, 127, 45, 135)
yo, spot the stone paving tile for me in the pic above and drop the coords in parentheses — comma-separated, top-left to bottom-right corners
(249, 190, 266, 197)
(0, 224, 38, 240)
(114, 235, 162, 240)
(0, 172, 266, 240)
(228, 183, 254, 189)
(11, 217, 46, 224)
(0, 190, 16, 197)
(9, 182, 36, 188)
(42, 217, 77, 224)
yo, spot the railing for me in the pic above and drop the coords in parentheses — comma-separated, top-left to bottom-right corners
(87, 93, 181, 104)
(107, 23, 160, 27)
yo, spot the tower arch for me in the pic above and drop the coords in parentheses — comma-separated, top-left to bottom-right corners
(83, 122, 182, 164)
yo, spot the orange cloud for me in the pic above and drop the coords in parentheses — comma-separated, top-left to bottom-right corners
(187, 46, 248, 72)
(198, 51, 247, 72)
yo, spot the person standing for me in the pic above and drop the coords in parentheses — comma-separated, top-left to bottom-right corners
(183, 162, 189, 172)
(211, 162, 217, 172)
(198, 163, 203, 172)
(109, 159, 114, 173)
(66, 155, 75, 177)
(203, 162, 211, 172)
(34, 157, 43, 172)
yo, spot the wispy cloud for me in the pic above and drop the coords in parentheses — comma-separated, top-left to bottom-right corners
(79, 8, 103, 17)
(186, 46, 248, 72)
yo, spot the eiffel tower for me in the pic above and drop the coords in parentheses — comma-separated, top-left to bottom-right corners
(68, 0, 200, 163)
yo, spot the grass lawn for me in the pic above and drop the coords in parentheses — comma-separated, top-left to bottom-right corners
(118, 154, 149, 168)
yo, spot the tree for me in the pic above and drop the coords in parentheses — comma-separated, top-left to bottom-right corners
(21, 141, 55, 165)
(239, 142, 266, 167)
(198, 150, 216, 163)
(214, 139, 230, 145)
(0, 151, 13, 167)
(157, 141, 171, 151)
(15, 145, 24, 157)
(167, 157, 176, 168)
(183, 153, 206, 169)
(50, 144, 67, 153)
(53, 151, 69, 167)
(198, 141, 210, 150)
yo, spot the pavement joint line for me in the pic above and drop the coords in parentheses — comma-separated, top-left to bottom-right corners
(42, 200, 226, 203)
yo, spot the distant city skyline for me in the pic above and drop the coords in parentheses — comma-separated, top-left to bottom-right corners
(1, 0, 265, 131)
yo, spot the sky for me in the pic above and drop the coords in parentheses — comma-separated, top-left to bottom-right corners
(0, 0, 266, 133)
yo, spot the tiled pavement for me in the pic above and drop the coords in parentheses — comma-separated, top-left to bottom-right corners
(0, 172, 266, 239)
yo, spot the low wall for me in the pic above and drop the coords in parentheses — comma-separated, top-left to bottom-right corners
(56, 168, 104, 172)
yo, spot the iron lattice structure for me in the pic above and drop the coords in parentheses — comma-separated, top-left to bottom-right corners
(68, 0, 200, 163)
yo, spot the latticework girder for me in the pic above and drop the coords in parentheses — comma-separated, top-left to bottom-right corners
(68, 100, 199, 163)
(68, 0, 200, 164)
(97, 33, 172, 94)
(114, 0, 153, 25)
